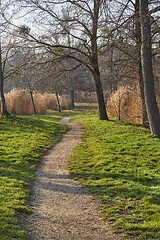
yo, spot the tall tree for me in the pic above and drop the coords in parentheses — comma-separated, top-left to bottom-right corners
(0, 39, 10, 116)
(139, 0, 160, 138)
(0, 0, 10, 116)
(16, 0, 109, 120)
(134, 0, 148, 127)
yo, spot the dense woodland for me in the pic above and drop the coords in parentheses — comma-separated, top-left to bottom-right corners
(0, 0, 160, 136)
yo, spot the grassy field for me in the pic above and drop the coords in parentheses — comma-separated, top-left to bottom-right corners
(68, 112, 160, 240)
(0, 112, 70, 240)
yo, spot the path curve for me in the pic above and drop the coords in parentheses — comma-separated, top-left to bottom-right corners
(22, 116, 125, 240)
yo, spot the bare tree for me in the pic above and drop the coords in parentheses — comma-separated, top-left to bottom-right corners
(0, 0, 10, 116)
(134, 0, 148, 127)
(16, 0, 109, 120)
(100, 0, 159, 129)
(0, 40, 10, 116)
(139, 0, 160, 138)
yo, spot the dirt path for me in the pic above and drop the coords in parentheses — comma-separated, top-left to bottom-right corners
(22, 116, 125, 240)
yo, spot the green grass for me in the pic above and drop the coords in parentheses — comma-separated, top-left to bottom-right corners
(68, 112, 160, 239)
(0, 112, 69, 240)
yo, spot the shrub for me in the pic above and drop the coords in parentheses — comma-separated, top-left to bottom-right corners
(6, 89, 33, 115)
(107, 86, 142, 124)
(4, 89, 65, 115)
(60, 95, 70, 110)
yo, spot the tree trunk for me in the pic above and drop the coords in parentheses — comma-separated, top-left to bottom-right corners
(110, 48, 117, 92)
(135, 0, 148, 127)
(0, 41, 10, 117)
(29, 90, 36, 114)
(138, 60, 149, 127)
(93, 68, 108, 120)
(55, 92, 61, 112)
(28, 82, 36, 114)
(91, 0, 108, 120)
(70, 90, 75, 110)
(139, 0, 160, 137)
(0, 89, 9, 116)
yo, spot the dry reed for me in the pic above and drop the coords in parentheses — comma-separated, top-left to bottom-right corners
(4, 89, 69, 115)
(107, 86, 143, 124)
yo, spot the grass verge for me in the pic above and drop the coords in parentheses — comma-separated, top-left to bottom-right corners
(68, 112, 160, 240)
(0, 112, 70, 240)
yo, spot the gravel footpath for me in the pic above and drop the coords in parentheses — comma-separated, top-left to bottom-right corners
(21, 116, 126, 240)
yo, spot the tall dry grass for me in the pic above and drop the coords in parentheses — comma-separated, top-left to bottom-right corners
(107, 86, 143, 125)
(4, 89, 98, 115)
(60, 95, 71, 110)
(5, 89, 70, 115)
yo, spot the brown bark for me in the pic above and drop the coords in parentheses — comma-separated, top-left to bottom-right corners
(93, 65, 108, 120)
(0, 41, 10, 117)
(28, 82, 36, 114)
(139, 0, 160, 138)
(29, 90, 36, 114)
(55, 92, 61, 112)
(135, 0, 148, 127)
(91, 0, 108, 120)
(138, 61, 149, 127)
(70, 90, 75, 110)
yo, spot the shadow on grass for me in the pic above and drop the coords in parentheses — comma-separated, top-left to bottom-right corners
(71, 170, 160, 203)
(70, 171, 160, 239)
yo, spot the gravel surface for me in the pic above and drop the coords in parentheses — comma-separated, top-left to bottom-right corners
(21, 116, 126, 240)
